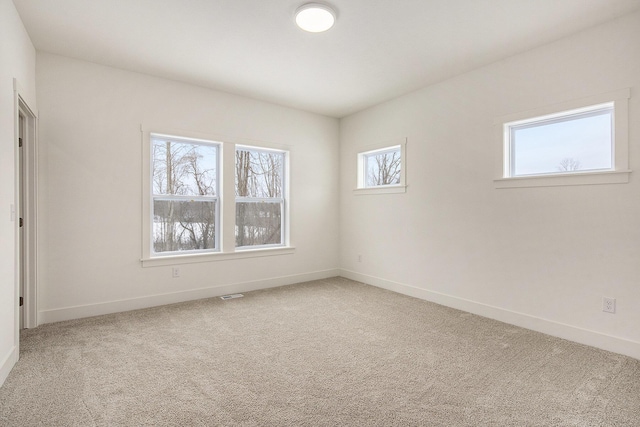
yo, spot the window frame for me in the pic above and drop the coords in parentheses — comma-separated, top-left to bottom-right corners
(507, 104, 613, 177)
(355, 138, 407, 195)
(141, 127, 294, 267)
(150, 134, 221, 256)
(494, 89, 631, 189)
(235, 144, 288, 250)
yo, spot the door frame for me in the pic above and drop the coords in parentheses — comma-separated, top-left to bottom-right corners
(14, 78, 38, 342)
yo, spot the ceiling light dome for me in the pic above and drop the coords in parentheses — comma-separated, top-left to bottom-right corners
(295, 3, 336, 33)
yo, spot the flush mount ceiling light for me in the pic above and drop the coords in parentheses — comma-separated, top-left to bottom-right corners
(295, 3, 336, 33)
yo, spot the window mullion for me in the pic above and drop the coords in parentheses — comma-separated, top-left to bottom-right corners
(153, 195, 218, 201)
(235, 197, 283, 203)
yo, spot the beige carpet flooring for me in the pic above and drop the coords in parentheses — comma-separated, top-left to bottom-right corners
(1, 277, 639, 426)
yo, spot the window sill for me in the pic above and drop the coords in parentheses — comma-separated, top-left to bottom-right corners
(141, 246, 296, 268)
(494, 170, 631, 189)
(354, 185, 407, 195)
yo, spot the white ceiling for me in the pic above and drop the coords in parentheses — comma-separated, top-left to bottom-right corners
(13, 0, 640, 118)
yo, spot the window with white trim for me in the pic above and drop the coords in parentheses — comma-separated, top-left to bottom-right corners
(506, 103, 613, 177)
(235, 146, 287, 248)
(142, 130, 294, 266)
(495, 89, 630, 189)
(356, 139, 406, 194)
(151, 135, 219, 254)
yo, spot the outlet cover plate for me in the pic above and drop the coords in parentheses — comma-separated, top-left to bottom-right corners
(603, 297, 616, 313)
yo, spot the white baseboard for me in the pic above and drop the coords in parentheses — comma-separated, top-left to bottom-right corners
(340, 269, 640, 361)
(0, 345, 18, 388)
(38, 269, 340, 324)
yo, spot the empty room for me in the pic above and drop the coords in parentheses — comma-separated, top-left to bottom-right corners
(1, 0, 640, 425)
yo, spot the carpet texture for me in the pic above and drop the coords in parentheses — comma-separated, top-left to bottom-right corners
(1, 277, 639, 426)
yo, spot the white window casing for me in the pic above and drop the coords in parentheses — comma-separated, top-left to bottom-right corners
(494, 89, 631, 189)
(140, 126, 293, 267)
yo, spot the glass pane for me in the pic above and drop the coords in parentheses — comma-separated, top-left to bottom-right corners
(365, 148, 401, 187)
(235, 149, 284, 198)
(153, 199, 216, 252)
(235, 202, 282, 247)
(152, 138, 217, 196)
(512, 110, 612, 176)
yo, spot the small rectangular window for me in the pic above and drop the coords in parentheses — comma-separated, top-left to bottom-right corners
(151, 135, 219, 254)
(356, 141, 405, 192)
(235, 146, 287, 248)
(364, 146, 402, 186)
(507, 104, 613, 177)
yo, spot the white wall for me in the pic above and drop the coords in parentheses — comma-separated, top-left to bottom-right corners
(340, 12, 640, 359)
(8, 4, 639, 379)
(0, 0, 37, 385)
(35, 53, 340, 322)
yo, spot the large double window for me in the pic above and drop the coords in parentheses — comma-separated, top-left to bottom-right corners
(145, 133, 289, 263)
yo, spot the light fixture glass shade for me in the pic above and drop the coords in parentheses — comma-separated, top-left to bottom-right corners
(295, 3, 336, 33)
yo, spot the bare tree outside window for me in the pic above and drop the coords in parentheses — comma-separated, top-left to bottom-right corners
(557, 157, 581, 172)
(152, 138, 218, 253)
(235, 147, 285, 247)
(365, 149, 401, 187)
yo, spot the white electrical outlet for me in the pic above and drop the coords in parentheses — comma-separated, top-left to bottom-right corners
(172, 267, 180, 278)
(603, 297, 616, 313)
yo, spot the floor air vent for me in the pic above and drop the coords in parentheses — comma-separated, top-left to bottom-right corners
(220, 294, 244, 300)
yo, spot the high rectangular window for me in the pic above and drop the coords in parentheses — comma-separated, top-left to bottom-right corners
(356, 142, 406, 192)
(507, 104, 613, 177)
(363, 146, 402, 187)
(235, 146, 287, 248)
(495, 89, 630, 189)
(151, 135, 219, 254)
